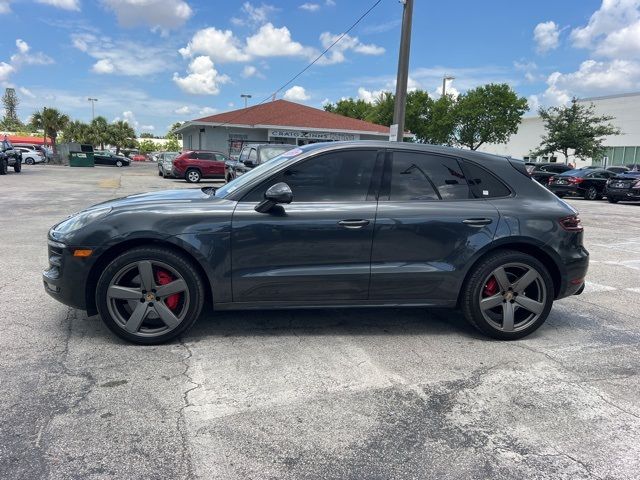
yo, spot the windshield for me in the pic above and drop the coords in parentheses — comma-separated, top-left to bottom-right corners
(215, 147, 306, 198)
(261, 146, 293, 162)
(163, 153, 178, 162)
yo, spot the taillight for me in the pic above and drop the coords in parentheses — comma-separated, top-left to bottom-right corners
(559, 215, 583, 232)
(549, 176, 555, 183)
(568, 177, 584, 184)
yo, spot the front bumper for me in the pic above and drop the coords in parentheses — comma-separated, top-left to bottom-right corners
(43, 239, 98, 311)
(606, 187, 640, 200)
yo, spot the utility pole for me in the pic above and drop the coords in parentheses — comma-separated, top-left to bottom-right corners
(240, 94, 252, 108)
(88, 98, 98, 120)
(392, 0, 414, 142)
(442, 75, 455, 97)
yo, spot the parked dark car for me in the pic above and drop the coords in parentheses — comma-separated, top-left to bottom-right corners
(0, 139, 22, 174)
(43, 142, 588, 344)
(525, 162, 572, 186)
(548, 168, 616, 200)
(226, 144, 297, 182)
(94, 152, 130, 167)
(172, 150, 229, 183)
(605, 171, 640, 203)
(606, 166, 630, 174)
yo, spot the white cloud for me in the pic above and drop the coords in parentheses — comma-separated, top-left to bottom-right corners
(199, 106, 217, 115)
(283, 85, 310, 101)
(0, 62, 15, 82)
(174, 105, 192, 115)
(231, 2, 277, 27)
(140, 124, 155, 131)
(527, 94, 540, 113)
(325, 0, 335, 5)
(71, 33, 169, 76)
(173, 56, 230, 95)
(179, 27, 250, 63)
(357, 87, 387, 103)
(299, 2, 320, 11)
(0, 1, 11, 14)
(246, 23, 313, 58)
(18, 87, 35, 98)
(16, 39, 29, 54)
(36, 0, 79, 10)
(317, 32, 385, 65)
(534, 21, 560, 53)
(102, 0, 192, 30)
(571, 0, 640, 51)
(242, 65, 258, 78)
(10, 39, 54, 66)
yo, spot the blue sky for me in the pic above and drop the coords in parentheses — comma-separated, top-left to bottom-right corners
(0, 0, 634, 134)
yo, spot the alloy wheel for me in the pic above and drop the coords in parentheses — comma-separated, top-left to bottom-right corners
(106, 260, 190, 338)
(479, 262, 546, 332)
(187, 170, 200, 182)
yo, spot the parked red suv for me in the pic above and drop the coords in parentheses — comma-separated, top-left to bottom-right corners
(172, 150, 229, 183)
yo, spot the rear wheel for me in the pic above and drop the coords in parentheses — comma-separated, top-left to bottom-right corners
(26, 158, 35, 165)
(186, 169, 201, 183)
(584, 186, 599, 200)
(461, 250, 554, 340)
(96, 247, 205, 344)
(607, 196, 619, 203)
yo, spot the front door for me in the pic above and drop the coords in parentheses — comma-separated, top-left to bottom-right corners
(369, 150, 502, 302)
(231, 148, 381, 303)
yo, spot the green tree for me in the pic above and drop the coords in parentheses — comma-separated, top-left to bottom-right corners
(166, 122, 184, 139)
(89, 116, 110, 149)
(1, 88, 23, 131)
(533, 98, 621, 164)
(138, 139, 157, 153)
(109, 120, 137, 154)
(452, 83, 528, 150)
(323, 98, 373, 120)
(62, 120, 90, 143)
(367, 92, 395, 126)
(139, 132, 155, 138)
(30, 107, 70, 155)
(164, 137, 181, 152)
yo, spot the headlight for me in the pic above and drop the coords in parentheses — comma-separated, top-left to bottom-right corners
(53, 207, 112, 234)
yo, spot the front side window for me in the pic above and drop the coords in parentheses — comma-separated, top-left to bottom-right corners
(243, 149, 378, 203)
(248, 148, 258, 162)
(199, 152, 214, 160)
(239, 147, 251, 162)
(388, 152, 470, 201)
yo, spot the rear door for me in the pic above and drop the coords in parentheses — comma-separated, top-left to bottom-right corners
(369, 151, 503, 302)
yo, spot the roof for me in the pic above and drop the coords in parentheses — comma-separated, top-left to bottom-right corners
(5, 135, 51, 145)
(183, 99, 390, 135)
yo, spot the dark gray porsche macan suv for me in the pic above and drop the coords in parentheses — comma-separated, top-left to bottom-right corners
(44, 142, 588, 344)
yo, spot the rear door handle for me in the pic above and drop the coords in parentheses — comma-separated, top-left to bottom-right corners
(463, 218, 493, 227)
(338, 219, 370, 229)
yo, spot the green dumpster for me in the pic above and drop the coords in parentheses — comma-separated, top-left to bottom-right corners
(69, 144, 95, 167)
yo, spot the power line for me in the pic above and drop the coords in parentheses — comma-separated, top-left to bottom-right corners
(210, 0, 384, 130)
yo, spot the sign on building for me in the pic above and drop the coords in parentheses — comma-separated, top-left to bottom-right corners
(269, 129, 358, 142)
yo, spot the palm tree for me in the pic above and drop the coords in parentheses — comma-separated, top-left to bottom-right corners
(89, 116, 110, 150)
(109, 120, 137, 155)
(30, 107, 70, 155)
(62, 120, 89, 143)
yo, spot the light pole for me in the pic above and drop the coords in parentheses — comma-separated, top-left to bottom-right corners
(392, 0, 414, 142)
(442, 75, 455, 97)
(88, 98, 98, 120)
(240, 94, 252, 108)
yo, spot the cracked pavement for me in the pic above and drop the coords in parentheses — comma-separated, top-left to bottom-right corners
(1, 163, 639, 479)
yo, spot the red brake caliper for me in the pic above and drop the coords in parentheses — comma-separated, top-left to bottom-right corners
(155, 269, 180, 311)
(483, 276, 499, 297)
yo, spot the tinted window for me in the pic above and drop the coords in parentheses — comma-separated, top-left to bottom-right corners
(462, 161, 511, 198)
(389, 152, 470, 201)
(198, 152, 214, 160)
(243, 150, 377, 202)
(239, 147, 250, 162)
(260, 146, 292, 162)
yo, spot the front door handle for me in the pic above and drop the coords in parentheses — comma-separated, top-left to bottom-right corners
(463, 218, 493, 227)
(338, 219, 370, 229)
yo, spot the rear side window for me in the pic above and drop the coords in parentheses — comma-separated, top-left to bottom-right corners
(462, 161, 511, 198)
(388, 152, 470, 201)
(199, 152, 214, 160)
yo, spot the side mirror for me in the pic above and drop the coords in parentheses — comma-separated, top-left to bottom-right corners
(243, 159, 256, 168)
(255, 182, 293, 213)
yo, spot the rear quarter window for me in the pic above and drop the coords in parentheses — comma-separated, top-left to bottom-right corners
(462, 161, 511, 198)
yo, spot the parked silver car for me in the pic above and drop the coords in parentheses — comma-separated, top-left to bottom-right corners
(158, 152, 180, 178)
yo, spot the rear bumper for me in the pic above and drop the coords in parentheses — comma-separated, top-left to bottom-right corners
(556, 246, 589, 299)
(549, 185, 581, 196)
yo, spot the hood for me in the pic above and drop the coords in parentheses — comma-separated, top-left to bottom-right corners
(90, 188, 221, 210)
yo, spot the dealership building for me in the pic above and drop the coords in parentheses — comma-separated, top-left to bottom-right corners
(176, 99, 391, 158)
(480, 92, 640, 167)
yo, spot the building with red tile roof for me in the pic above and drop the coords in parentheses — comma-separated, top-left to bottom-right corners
(176, 99, 394, 157)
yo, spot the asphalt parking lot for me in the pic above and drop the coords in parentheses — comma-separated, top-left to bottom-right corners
(1, 162, 639, 479)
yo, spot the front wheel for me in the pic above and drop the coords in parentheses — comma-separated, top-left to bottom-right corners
(607, 196, 619, 203)
(115, 160, 123, 167)
(0, 159, 7, 175)
(26, 158, 35, 165)
(96, 247, 205, 344)
(185, 169, 201, 183)
(461, 250, 554, 340)
(13, 162, 21, 173)
(584, 186, 599, 200)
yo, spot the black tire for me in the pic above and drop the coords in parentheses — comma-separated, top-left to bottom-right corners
(185, 168, 201, 183)
(461, 250, 554, 340)
(96, 247, 205, 344)
(13, 162, 21, 173)
(584, 186, 598, 200)
(607, 196, 619, 203)
(0, 158, 7, 175)
(158, 170, 162, 177)
(25, 158, 35, 165)
(555, 193, 564, 198)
